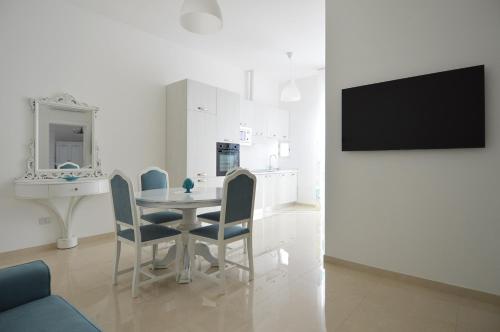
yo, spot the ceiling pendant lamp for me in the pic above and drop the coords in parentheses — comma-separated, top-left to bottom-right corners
(281, 52, 301, 102)
(180, 0, 223, 35)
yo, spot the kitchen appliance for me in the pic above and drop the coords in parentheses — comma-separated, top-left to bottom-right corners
(216, 142, 240, 176)
(239, 126, 252, 146)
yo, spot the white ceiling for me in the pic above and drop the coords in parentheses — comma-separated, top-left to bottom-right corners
(67, 0, 325, 79)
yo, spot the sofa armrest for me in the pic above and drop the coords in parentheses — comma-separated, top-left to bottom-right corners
(0, 260, 51, 312)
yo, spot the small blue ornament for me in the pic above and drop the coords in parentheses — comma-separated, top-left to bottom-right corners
(182, 178, 194, 193)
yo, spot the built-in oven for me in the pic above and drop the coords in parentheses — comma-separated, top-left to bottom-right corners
(216, 142, 240, 176)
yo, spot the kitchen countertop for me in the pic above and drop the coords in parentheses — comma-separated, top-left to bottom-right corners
(250, 169, 298, 175)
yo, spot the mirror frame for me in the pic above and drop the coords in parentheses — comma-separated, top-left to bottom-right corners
(21, 93, 104, 180)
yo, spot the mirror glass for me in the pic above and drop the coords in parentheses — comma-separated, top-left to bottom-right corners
(37, 105, 93, 170)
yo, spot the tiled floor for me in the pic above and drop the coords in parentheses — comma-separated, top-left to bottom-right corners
(1, 207, 499, 331)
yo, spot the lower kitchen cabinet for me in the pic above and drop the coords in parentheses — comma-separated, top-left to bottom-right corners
(253, 170, 298, 219)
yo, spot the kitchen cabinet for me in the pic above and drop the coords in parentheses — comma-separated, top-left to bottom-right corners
(254, 174, 265, 210)
(166, 79, 228, 186)
(239, 99, 254, 128)
(187, 109, 216, 180)
(267, 108, 289, 141)
(216, 88, 240, 143)
(253, 170, 298, 219)
(263, 173, 275, 213)
(285, 171, 298, 203)
(253, 105, 268, 137)
(187, 80, 217, 114)
(242, 102, 289, 140)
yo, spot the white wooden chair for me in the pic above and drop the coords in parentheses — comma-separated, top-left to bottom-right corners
(110, 170, 182, 297)
(188, 168, 256, 291)
(138, 167, 183, 264)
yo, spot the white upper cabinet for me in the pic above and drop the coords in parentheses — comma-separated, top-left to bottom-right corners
(267, 108, 289, 140)
(187, 80, 217, 114)
(253, 105, 269, 137)
(216, 88, 240, 143)
(239, 99, 254, 128)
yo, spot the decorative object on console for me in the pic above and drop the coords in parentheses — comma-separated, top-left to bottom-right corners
(14, 93, 109, 249)
(62, 175, 80, 182)
(183, 178, 195, 193)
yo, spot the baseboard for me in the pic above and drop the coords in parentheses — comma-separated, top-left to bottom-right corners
(0, 232, 115, 260)
(324, 255, 500, 306)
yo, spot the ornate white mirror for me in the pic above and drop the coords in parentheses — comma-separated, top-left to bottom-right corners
(22, 93, 103, 179)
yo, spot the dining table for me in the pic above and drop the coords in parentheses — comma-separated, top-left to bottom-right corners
(135, 186, 222, 283)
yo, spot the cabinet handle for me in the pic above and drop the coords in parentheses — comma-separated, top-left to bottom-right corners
(74, 187, 78, 191)
(197, 106, 208, 112)
(198, 179, 207, 183)
(197, 172, 207, 177)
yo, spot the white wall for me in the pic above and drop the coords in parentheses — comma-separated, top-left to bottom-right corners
(0, 0, 243, 253)
(281, 73, 325, 205)
(326, 0, 500, 295)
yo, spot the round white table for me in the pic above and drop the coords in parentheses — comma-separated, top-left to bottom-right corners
(135, 187, 222, 283)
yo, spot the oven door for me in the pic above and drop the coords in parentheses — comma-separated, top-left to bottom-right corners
(216, 144, 240, 176)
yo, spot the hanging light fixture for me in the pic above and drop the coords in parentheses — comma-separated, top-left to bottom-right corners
(281, 52, 301, 102)
(180, 0, 223, 35)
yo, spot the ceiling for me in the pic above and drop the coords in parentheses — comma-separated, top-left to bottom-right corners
(67, 0, 325, 79)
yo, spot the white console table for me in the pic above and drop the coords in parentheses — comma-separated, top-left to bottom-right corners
(15, 178, 109, 249)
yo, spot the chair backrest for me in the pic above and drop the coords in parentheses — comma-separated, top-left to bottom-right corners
(109, 170, 141, 243)
(138, 167, 169, 191)
(57, 162, 80, 169)
(219, 168, 257, 236)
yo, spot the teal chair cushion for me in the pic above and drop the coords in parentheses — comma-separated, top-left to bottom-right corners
(118, 224, 180, 242)
(141, 211, 183, 224)
(197, 211, 220, 222)
(0, 295, 100, 332)
(189, 224, 249, 240)
(141, 170, 167, 191)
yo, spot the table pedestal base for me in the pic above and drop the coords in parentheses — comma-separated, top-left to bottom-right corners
(153, 208, 218, 283)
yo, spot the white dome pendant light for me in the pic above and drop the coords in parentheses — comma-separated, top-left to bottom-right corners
(281, 52, 301, 102)
(180, 0, 223, 35)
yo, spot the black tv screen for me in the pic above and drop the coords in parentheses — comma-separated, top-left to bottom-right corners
(342, 65, 485, 151)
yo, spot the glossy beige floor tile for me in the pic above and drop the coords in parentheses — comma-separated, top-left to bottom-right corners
(1, 206, 499, 332)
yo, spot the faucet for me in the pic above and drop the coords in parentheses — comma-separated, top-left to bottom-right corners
(269, 154, 278, 170)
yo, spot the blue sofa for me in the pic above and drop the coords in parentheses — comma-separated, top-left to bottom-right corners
(0, 260, 101, 331)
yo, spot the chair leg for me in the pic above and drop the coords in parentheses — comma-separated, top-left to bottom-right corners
(247, 237, 254, 281)
(112, 240, 121, 285)
(243, 224, 248, 254)
(152, 244, 158, 270)
(218, 244, 226, 292)
(132, 246, 142, 298)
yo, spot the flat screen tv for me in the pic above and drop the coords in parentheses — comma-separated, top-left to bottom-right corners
(342, 65, 485, 151)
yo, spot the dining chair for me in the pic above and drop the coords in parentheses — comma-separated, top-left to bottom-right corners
(138, 167, 183, 263)
(57, 162, 80, 169)
(197, 167, 239, 225)
(188, 168, 256, 291)
(110, 170, 182, 297)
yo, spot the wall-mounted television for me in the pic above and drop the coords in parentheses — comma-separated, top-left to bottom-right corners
(342, 65, 485, 151)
